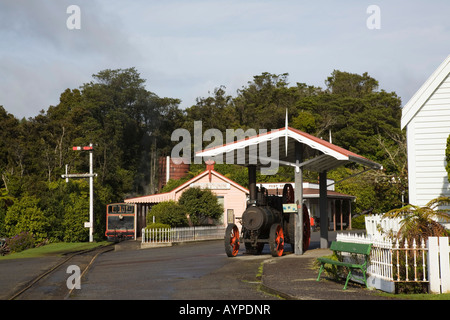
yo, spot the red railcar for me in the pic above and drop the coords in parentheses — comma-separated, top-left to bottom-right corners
(105, 203, 136, 241)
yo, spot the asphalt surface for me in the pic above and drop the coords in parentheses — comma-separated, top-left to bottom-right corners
(0, 231, 396, 301)
(70, 240, 270, 300)
(261, 248, 394, 300)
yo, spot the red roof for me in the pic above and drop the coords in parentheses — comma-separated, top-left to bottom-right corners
(196, 126, 382, 172)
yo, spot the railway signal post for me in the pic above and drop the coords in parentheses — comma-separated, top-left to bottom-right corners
(62, 143, 97, 242)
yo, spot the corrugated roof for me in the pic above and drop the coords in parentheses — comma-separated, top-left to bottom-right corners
(196, 126, 382, 172)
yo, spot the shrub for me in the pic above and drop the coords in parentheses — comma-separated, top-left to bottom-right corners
(147, 201, 189, 227)
(178, 187, 223, 226)
(6, 231, 35, 253)
(145, 223, 171, 229)
(351, 215, 366, 229)
(62, 194, 89, 242)
(144, 223, 171, 241)
(4, 195, 49, 243)
(313, 251, 341, 281)
(383, 196, 450, 242)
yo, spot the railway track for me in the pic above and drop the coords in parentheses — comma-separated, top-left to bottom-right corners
(8, 244, 114, 300)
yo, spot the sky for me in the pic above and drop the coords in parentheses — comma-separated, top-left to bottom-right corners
(1, 0, 450, 119)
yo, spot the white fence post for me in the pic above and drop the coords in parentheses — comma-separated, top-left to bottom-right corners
(440, 237, 450, 293)
(427, 236, 450, 294)
(428, 237, 440, 293)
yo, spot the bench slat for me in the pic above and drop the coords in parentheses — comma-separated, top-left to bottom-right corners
(329, 241, 371, 255)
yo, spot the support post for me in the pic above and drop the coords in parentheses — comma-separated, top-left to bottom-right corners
(319, 170, 328, 248)
(348, 200, 352, 230)
(63, 144, 96, 243)
(248, 165, 257, 204)
(294, 142, 303, 255)
(89, 143, 94, 243)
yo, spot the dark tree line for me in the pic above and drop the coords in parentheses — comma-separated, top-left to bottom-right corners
(0, 67, 406, 242)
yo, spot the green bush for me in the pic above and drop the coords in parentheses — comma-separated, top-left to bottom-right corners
(314, 252, 342, 281)
(145, 223, 171, 241)
(178, 187, 223, 226)
(4, 195, 49, 243)
(351, 215, 366, 229)
(145, 223, 171, 229)
(6, 231, 35, 253)
(62, 191, 89, 242)
(147, 201, 189, 227)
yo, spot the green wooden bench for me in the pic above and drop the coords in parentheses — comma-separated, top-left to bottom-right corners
(316, 241, 372, 290)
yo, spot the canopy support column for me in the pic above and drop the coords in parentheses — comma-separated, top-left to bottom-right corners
(294, 142, 304, 255)
(248, 165, 257, 204)
(319, 170, 329, 248)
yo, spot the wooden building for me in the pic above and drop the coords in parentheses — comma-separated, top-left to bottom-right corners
(401, 55, 450, 208)
(125, 162, 249, 235)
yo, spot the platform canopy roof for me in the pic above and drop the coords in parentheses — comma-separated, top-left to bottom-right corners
(195, 126, 382, 172)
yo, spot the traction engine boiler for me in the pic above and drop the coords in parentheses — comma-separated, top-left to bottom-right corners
(225, 166, 310, 257)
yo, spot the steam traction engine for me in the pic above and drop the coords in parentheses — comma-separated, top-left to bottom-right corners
(225, 167, 310, 257)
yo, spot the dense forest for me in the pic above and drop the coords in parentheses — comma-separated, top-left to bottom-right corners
(0, 67, 406, 242)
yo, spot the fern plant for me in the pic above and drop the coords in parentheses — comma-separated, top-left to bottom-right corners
(383, 196, 450, 242)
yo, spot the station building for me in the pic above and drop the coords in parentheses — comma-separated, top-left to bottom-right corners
(125, 160, 355, 236)
(125, 161, 248, 235)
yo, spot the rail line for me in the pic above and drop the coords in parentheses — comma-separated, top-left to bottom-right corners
(8, 244, 114, 300)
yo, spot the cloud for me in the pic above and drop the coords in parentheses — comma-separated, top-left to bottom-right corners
(1, 0, 450, 118)
(0, 0, 144, 118)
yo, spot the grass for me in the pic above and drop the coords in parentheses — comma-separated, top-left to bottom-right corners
(378, 291, 450, 300)
(0, 241, 111, 260)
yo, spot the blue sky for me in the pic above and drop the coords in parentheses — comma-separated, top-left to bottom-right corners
(1, 0, 450, 119)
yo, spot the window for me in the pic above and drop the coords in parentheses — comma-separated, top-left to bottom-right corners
(216, 196, 224, 224)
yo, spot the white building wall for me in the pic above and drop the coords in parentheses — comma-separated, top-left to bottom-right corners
(408, 73, 450, 206)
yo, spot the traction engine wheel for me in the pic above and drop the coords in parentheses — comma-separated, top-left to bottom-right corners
(224, 224, 240, 257)
(269, 224, 284, 257)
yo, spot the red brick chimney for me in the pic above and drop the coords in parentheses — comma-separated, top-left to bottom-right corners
(205, 160, 215, 182)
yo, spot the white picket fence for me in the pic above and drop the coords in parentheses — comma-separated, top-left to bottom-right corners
(337, 232, 450, 293)
(428, 237, 450, 294)
(141, 226, 226, 246)
(365, 214, 402, 238)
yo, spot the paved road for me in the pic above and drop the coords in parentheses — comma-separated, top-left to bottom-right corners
(2, 230, 363, 301)
(70, 240, 275, 300)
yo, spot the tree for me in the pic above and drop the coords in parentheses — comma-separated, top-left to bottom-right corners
(0, 106, 20, 191)
(4, 195, 49, 243)
(182, 86, 233, 133)
(0, 67, 408, 242)
(291, 110, 317, 134)
(231, 72, 300, 129)
(0, 188, 14, 237)
(178, 187, 223, 226)
(80, 68, 182, 194)
(325, 70, 379, 97)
